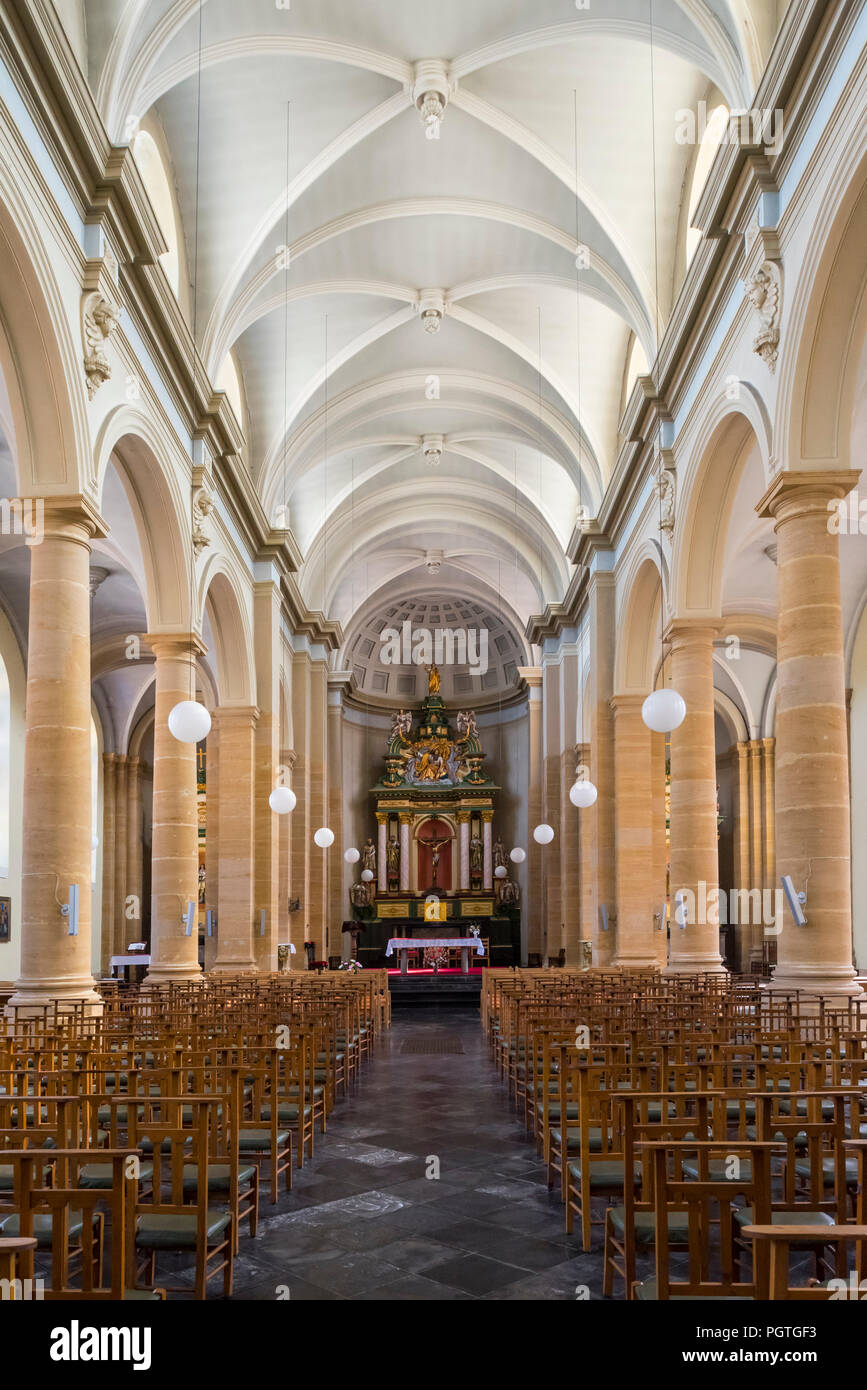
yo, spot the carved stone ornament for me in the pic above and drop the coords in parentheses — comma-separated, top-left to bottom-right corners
(192, 483, 216, 556)
(81, 249, 121, 401)
(656, 461, 676, 538)
(744, 260, 781, 372)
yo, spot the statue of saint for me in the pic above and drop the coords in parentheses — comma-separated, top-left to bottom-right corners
(362, 837, 376, 875)
(386, 837, 400, 878)
(426, 664, 441, 695)
(349, 881, 370, 908)
(470, 835, 483, 876)
(493, 836, 507, 872)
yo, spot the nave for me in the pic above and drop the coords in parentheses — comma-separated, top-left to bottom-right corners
(222, 1007, 593, 1303)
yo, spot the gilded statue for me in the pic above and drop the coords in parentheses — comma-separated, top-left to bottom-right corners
(426, 663, 441, 695)
(362, 837, 376, 874)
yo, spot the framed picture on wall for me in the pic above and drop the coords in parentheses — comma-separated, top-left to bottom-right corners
(0, 897, 10, 943)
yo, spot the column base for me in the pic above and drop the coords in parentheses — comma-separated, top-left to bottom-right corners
(614, 953, 660, 969)
(142, 964, 203, 986)
(6, 978, 103, 1018)
(764, 964, 863, 998)
(210, 961, 258, 975)
(663, 954, 728, 976)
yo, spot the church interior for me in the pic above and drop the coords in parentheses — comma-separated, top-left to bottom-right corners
(1, 0, 867, 1335)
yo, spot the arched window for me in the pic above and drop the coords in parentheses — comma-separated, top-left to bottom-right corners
(132, 129, 181, 296)
(685, 104, 729, 266)
(0, 652, 9, 879)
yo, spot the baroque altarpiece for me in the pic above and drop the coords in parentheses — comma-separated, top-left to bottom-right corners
(350, 668, 520, 964)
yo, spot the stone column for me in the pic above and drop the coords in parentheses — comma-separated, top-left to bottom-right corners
(651, 731, 668, 966)
(762, 737, 776, 895)
(482, 811, 493, 891)
(307, 661, 328, 959)
(10, 497, 106, 1012)
(126, 757, 143, 941)
(377, 815, 388, 893)
(524, 669, 544, 958)
(664, 622, 725, 974)
(733, 742, 753, 970)
(277, 748, 293, 958)
(458, 812, 470, 891)
(399, 814, 411, 892)
(586, 559, 616, 966)
(748, 740, 766, 967)
(211, 706, 258, 973)
(576, 740, 594, 965)
(757, 470, 861, 996)
(612, 695, 657, 967)
(290, 654, 310, 966)
(203, 725, 219, 973)
(100, 753, 117, 971)
(253, 579, 282, 971)
(143, 636, 203, 985)
(113, 756, 128, 959)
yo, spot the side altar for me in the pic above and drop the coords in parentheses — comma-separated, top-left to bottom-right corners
(348, 666, 520, 966)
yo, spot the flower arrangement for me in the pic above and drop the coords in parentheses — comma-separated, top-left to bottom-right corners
(339, 959, 363, 973)
(423, 945, 449, 970)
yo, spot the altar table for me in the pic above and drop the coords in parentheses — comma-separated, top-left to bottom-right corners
(385, 937, 484, 975)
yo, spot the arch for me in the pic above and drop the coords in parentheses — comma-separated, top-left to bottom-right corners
(94, 407, 192, 632)
(615, 545, 667, 695)
(671, 398, 770, 618)
(199, 558, 256, 708)
(713, 687, 749, 745)
(779, 142, 867, 473)
(0, 184, 90, 496)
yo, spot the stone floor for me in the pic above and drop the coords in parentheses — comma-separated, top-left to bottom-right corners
(220, 1005, 606, 1301)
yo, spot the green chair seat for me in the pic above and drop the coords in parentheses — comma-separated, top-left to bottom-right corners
(0, 1212, 87, 1246)
(547, 1102, 579, 1122)
(135, 1210, 231, 1250)
(793, 1157, 859, 1187)
(550, 1126, 602, 1153)
(260, 1105, 311, 1123)
(608, 1206, 692, 1247)
(567, 1160, 640, 1191)
(139, 1136, 192, 1155)
(79, 1161, 153, 1189)
(182, 1163, 255, 1193)
(238, 1129, 290, 1151)
(777, 1098, 836, 1120)
(745, 1126, 807, 1149)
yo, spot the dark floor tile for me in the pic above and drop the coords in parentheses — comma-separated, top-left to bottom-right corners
(296, 1251, 405, 1297)
(424, 1252, 530, 1294)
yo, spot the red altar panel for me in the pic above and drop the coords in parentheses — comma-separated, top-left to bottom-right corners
(416, 817, 453, 891)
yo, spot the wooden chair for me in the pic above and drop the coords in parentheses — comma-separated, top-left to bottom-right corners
(131, 1098, 233, 1300)
(743, 1224, 867, 1299)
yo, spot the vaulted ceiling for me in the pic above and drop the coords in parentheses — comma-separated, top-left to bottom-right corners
(68, 0, 784, 647)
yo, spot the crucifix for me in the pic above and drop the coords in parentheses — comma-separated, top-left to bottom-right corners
(418, 826, 450, 889)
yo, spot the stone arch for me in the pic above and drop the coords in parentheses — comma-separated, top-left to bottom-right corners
(615, 546, 667, 695)
(671, 405, 767, 618)
(0, 185, 90, 496)
(94, 407, 192, 631)
(199, 558, 255, 708)
(713, 688, 749, 745)
(778, 143, 867, 472)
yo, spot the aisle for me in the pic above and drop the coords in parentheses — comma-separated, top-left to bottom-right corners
(226, 1007, 601, 1300)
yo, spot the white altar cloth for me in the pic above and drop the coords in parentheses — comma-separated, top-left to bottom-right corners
(385, 937, 484, 956)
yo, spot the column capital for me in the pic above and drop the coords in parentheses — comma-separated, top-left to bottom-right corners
(480, 809, 494, 823)
(212, 704, 260, 730)
(398, 812, 413, 825)
(756, 469, 860, 521)
(664, 618, 724, 647)
(610, 693, 647, 716)
(456, 810, 471, 823)
(30, 493, 109, 543)
(375, 812, 389, 825)
(144, 632, 208, 661)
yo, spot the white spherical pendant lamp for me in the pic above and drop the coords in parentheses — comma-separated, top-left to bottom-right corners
(494, 865, 508, 879)
(313, 827, 335, 849)
(168, 700, 211, 744)
(569, 779, 598, 809)
(642, 688, 686, 734)
(360, 869, 374, 883)
(533, 823, 555, 846)
(510, 847, 526, 864)
(344, 847, 360, 864)
(269, 786, 296, 815)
